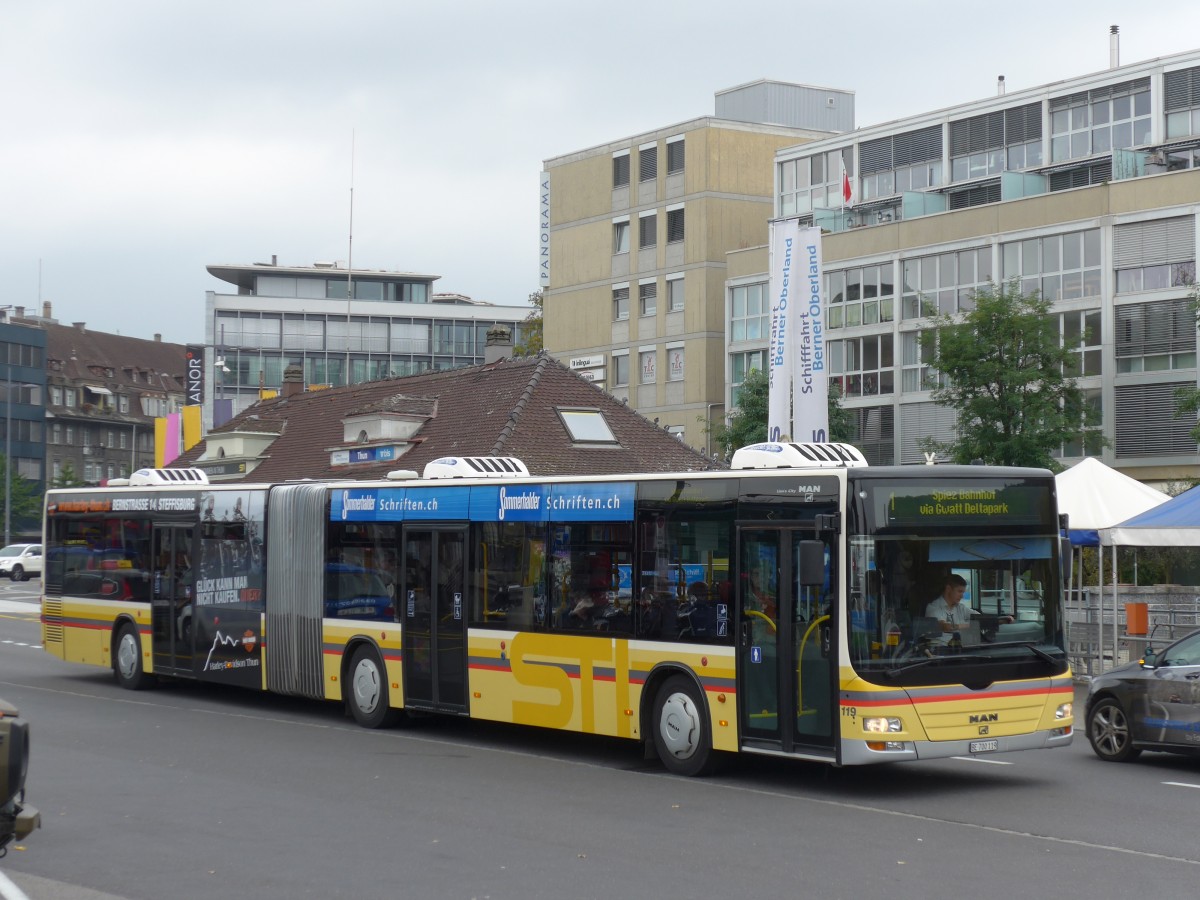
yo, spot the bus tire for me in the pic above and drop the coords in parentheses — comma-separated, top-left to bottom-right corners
(652, 674, 717, 777)
(347, 645, 400, 729)
(113, 623, 155, 691)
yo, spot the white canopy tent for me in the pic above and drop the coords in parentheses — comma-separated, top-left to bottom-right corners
(1055, 458, 1170, 666)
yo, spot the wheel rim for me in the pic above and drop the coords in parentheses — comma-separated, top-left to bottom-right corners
(117, 631, 140, 680)
(659, 690, 701, 760)
(1091, 704, 1130, 757)
(352, 656, 382, 716)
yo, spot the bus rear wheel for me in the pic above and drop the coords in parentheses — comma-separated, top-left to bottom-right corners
(113, 623, 155, 690)
(652, 674, 717, 777)
(347, 645, 400, 728)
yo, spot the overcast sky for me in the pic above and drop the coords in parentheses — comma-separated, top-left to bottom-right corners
(4, 2, 1200, 345)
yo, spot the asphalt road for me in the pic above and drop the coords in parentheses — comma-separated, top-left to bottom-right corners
(1, 587, 1198, 900)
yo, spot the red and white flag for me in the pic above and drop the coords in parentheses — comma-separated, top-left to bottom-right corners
(841, 157, 852, 204)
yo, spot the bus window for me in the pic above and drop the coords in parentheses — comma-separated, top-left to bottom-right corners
(549, 523, 633, 634)
(469, 521, 545, 630)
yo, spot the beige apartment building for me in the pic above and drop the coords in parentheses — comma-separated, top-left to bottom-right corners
(541, 81, 852, 454)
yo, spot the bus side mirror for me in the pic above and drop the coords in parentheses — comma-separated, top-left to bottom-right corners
(797, 540, 825, 587)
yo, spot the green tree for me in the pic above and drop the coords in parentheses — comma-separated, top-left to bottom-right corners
(707, 368, 853, 458)
(922, 280, 1090, 469)
(513, 289, 544, 356)
(709, 367, 769, 458)
(0, 454, 43, 535)
(827, 380, 854, 444)
(52, 461, 87, 489)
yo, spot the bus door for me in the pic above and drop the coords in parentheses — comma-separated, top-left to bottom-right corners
(401, 527, 467, 713)
(737, 527, 835, 757)
(150, 525, 196, 676)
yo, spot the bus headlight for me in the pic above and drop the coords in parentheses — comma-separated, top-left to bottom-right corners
(1055, 702, 1073, 720)
(863, 716, 902, 733)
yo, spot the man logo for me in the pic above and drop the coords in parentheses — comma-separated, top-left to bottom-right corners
(969, 713, 999, 724)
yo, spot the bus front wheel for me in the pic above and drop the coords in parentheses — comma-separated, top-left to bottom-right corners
(652, 674, 717, 776)
(113, 623, 154, 690)
(347, 645, 400, 728)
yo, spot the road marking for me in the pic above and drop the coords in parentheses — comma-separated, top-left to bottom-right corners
(1163, 781, 1200, 790)
(0, 600, 39, 613)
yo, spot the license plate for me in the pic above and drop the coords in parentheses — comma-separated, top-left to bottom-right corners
(969, 740, 999, 753)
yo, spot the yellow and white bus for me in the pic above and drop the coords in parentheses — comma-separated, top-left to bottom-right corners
(41, 443, 1073, 775)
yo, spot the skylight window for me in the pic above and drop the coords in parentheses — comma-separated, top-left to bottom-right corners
(558, 408, 617, 444)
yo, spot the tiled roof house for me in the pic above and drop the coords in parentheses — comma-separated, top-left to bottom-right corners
(175, 354, 719, 482)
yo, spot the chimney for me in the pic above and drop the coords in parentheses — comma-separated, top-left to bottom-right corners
(73, 322, 86, 333)
(997, 75, 1006, 96)
(15, 306, 24, 318)
(154, 333, 162, 342)
(282, 362, 305, 398)
(484, 325, 513, 364)
(271, 254, 278, 266)
(42, 301, 52, 319)
(1110, 25, 1119, 68)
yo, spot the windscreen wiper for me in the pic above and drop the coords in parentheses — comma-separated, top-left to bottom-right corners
(884, 653, 987, 678)
(983, 640, 1058, 664)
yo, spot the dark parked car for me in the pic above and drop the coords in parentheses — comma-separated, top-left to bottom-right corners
(1086, 628, 1200, 762)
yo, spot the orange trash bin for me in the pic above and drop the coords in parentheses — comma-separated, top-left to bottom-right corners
(1125, 601, 1148, 635)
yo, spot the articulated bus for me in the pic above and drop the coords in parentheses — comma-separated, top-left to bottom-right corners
(41, 443, 1073, 775)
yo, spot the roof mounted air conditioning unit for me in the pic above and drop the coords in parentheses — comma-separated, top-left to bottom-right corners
(422, 456, 530, 479)
(730, 442, 868, 470)
(127, 467, 211, 486)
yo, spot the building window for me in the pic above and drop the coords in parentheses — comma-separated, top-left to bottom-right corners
(639, 144, 657, 182)
(902, 247, 993, 319)
(667, 276, 684, 312)
(828, 263, 896, 329)
(1116, 262, 1197, 293)
(117, 394, 129, 413)
(613, 152, 631, 188)
(640, 350, 657, 384)
(730, 282, 769, 341)
(1001, 229, 1101, 302)
(901, 331, 942, 392)
(1056, 388, 1104, 459)
(613, 219, 630, 254)
(639, 213, 657, 249)
(1115, 298, 1197, 373)
(846, 405, 896, 466)
(949, 103, 1042, 181)
(639, 282, 657, 317)
(667, 346, 684, 382)
(65, 389, 76, 408)
(50, 423, 61, 445)
(1050, 78, 1151, 162)
(667, 138, 685, 174)
(859, 126, 943, 202)
(49, 386, 61, 406)
(779, 148, 854, 217)
(557, 408, 617, 444)
(613, 352, 630, 387)
(1166, 66, 1200, 139)
(666, 208, 685, 243)
(613, 285, 629, 321)
(731, 350, 766, 406)
(829, 335, 894, 397)
(1060, 310, 1103, 376)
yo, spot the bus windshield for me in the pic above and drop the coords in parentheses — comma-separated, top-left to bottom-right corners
(847, 475, 1066, 684)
